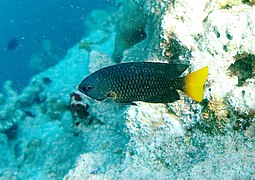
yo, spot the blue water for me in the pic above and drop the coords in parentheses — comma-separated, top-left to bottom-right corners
(0, 1, 117, 179)
(0, 0, 114, 93)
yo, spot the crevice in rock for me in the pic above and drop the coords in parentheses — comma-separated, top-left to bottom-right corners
(228, 53, 255, 86)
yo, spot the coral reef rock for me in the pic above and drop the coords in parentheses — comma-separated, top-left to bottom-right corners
(66, 0, 255, 179)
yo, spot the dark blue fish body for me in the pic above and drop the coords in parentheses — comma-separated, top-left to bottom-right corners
(79, 62, 208, 103)
(7, 38, 18, 50)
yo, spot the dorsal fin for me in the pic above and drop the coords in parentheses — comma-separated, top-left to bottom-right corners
(109, 62, 189, 77)
(147, 63, 188, 77)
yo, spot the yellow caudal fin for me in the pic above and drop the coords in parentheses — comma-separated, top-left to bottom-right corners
(183, 66, 208, 102)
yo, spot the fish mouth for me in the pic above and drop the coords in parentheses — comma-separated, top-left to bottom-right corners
(78, 84, 85, 94)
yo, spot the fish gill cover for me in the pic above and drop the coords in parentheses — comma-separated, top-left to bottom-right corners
(0, 0, 255, 179)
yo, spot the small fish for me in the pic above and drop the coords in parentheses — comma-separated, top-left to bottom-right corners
(7, 38, 18, 50)
(78, 62, 208, 104)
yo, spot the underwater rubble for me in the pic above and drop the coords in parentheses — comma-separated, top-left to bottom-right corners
(1, 0, 255, 179)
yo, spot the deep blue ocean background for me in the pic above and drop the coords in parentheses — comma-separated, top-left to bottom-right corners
(0, 0, 114, 93)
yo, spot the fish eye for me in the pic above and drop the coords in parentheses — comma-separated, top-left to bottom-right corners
(84, 85, 93, 92)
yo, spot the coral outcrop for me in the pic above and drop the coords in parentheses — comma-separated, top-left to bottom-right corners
(113, 0, 147, 63)
(66, 0, 255, 178)
(29, 40, 61, 73)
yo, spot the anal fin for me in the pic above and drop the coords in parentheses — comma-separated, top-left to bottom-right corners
(143, 90, 180, 103)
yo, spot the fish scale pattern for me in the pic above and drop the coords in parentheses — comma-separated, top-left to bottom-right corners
(101, 63, 182, 103)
